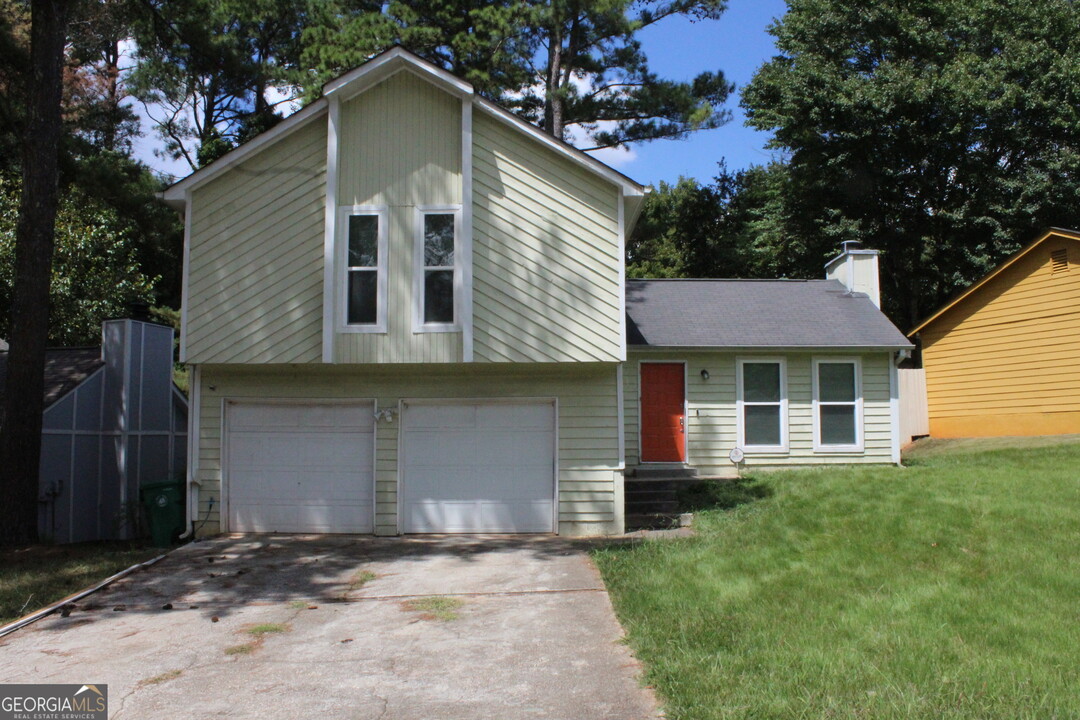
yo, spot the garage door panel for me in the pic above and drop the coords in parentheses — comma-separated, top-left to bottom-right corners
(477, 403, 552, 430)
(227, 402, 374, 534)
(402, 402, 555, 534)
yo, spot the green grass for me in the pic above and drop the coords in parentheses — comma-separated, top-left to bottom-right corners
(594, 436, 1080, 719)
(246, 623, 288, 636)
(0, 541, 162, 624)
(403, 596, 464, 621)
(224, 643, 256, 656)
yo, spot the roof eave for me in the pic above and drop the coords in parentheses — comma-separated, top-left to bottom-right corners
(628, 343, 915, 352)
(908, 227, 1080, 336)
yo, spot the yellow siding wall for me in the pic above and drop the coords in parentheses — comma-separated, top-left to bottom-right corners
(472, 112, 623, 362)
(623, 352, 895, 473)
(921, 235, 1080, 437)
(335, 70, 464, 363)
(194, 364, 623, 536)
(186, 117, 327, 363)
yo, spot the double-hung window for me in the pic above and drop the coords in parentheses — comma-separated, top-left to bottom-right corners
(737, 358, 788, 452)
(340, 207, 387, 332)
(414, 207, 461, 331)
(813, 358, 863, 451)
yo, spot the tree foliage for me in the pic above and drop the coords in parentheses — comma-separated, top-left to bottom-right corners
(0, 176, 157, 346)
(741, 0, 1080, 327)
(300, 0, 733, 149)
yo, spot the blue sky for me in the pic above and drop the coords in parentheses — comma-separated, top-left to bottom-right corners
(134, 0, 789, 186)
(620, 0, 790, 186)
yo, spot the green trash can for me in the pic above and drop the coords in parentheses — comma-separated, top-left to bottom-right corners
(141, 480, 185, 547)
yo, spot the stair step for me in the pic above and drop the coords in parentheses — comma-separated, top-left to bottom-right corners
(628, 467, 699, 480)
(626, 500, 680, 513)
(624, 513, 681, 531)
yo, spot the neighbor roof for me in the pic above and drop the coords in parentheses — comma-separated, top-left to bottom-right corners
(0, 347, 104, 424)
(908, 227, 1080, 336)
(625, 279, 913, 349)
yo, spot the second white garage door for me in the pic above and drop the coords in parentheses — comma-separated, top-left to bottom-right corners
(226, 402, 374, 533)
(401, 401, 556, 533)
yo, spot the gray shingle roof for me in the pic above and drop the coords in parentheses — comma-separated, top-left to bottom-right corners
(625, 279, 913, 348)
(0, 347, 104, 425)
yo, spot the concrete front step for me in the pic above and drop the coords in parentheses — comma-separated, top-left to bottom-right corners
(626, 466, 699, 480)
(625, 513, 685, 531)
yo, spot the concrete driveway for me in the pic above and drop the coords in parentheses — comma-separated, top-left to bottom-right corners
(0, 535, 659, 720)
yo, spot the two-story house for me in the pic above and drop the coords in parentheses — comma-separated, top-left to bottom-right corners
(163, 48, 911, 538)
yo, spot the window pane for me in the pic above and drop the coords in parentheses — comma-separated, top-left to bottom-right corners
(821, 405, 856, 445)
(424, 214, 455, 267)
(348, 215, 378, 267)
(744, 405, 781, 446)
(819, 363, 856, 402)
(424, 269, 454, 324)
(347, 270, 377, 324)
(743, 363, 780, 402)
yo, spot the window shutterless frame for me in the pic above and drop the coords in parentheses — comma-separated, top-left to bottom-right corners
(413, 205, 463, 333)
(735, 357, 789, 453)
(812, 356, 864, 452)
(337, 206, 388, 333)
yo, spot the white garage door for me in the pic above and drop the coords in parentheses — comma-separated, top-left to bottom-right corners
(226, 402, 374, 533)
(402, 402, 555, 533)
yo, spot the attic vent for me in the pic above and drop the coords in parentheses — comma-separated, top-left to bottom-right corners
(1051, 248, 1069, 274)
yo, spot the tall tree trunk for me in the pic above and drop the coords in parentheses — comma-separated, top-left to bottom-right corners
(543, 24, 564, 139)
(0, 0, 71, 545)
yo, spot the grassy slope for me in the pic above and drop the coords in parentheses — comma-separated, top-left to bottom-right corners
(0, 542, 162, 624)
(595, 437, 1080, 719)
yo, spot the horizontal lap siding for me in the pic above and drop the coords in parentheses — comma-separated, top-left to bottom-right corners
(195, 364, 621, 536)
(335, 71, 463, 363)
(625, 352, 894, 473)
(472, 113, 622, 363)
(921, 236, 1080, 433)
(186, 119, 327, 364)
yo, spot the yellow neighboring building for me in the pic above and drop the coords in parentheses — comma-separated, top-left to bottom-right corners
(910, 228, 1080, 438)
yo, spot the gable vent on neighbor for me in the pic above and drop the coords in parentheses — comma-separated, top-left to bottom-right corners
(1051, 248, 1069, 274)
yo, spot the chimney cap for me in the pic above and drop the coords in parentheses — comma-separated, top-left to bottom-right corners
(841, 240, 864, 252)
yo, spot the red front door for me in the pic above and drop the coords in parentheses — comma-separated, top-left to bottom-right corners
(640, 363, 686, 462)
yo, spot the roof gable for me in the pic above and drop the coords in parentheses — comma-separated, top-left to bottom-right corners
(909, 228, 1080, 336)
(162, 47, 643, 209)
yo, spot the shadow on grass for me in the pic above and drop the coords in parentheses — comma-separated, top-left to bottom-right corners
(676, 477, 773, 513)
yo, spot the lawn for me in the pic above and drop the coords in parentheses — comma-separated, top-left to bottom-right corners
(0, 541, 163, 625)
(594, 436, 1080, 719)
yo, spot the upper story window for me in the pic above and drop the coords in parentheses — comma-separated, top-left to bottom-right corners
(414, 206, 461, 332)
(737, 357, 788, 453)
(813, 357, 863, 451)
(339, 207, 388, 333)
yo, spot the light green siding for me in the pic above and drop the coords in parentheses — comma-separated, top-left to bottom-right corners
(334, 71, 464, 363)
(472, 112, 623, 362)
(624, 351, 895, 474)
(194, 363, 623, 536)
(185, 116, 327, 364)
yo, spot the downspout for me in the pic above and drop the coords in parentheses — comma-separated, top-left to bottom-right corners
(178, 364, 201, 540)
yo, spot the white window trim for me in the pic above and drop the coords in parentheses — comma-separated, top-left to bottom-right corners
(812, 356, 864, 453)
(337, 205, 389, 333)
(413, 205, 463, 333)
(736, 356, 789, 454)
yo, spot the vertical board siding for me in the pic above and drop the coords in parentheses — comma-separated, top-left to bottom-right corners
(335, 71, 463, 363)
(195, 364, 620, 536)
(471, 112, 622, 363)
(899, 368, 929, 443)
(920, 235, 1080, 436)
(186, 118, 327, 364)
(624, 351, 895, 473)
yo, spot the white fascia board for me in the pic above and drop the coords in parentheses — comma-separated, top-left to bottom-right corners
(324, 48, 474, 101)
(628, 344, 916, 352)
(161, 99, 330, 207)
(473, 96, 646, 197)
